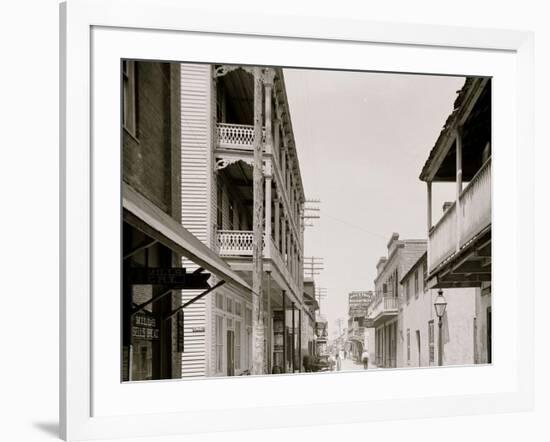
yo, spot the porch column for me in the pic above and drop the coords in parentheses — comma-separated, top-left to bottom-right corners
(455, 127, 463, 252)
(282, 290, 287, 374)
(291, 302, 296, 372)
(298, 308, 302, 372)
(286, 221, 291, 267)
(281, 216, 287, 262)
(264, 70, 274, 155)
(265, 169, 272, 258)
(274, 198, 280, 250)
(267, 271, 272, 373)
(427, 181, 432, 273)
(427, 181, 433, 231)
(274, 119, 281, 162)
(282, 152, 287, 189)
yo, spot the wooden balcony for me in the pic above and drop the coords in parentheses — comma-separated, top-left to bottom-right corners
(216, 123, 265, 150)
(216, 230, 255, 256)
(428, 158, 491, 272)
(216, 230, 301, 299)
(369, 295, 399, 325)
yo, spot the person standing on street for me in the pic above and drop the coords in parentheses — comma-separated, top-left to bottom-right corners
(336, 352, 342, 371)
(362, 349, 369, 369)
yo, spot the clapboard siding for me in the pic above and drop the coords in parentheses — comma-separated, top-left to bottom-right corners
(180, 64, 212, 378)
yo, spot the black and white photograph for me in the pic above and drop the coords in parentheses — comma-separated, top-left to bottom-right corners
(121, 61, 492, 381)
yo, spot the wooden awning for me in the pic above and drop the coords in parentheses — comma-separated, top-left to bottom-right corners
(122, 183, 252, 294)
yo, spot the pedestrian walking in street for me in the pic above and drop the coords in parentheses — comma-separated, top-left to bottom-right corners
(336, 353, 342, 371)
(362, 349, 369, 369)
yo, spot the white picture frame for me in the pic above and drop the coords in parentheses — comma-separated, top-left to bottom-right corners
(60, 0, 534, 440)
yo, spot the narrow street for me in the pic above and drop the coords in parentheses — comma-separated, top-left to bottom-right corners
(338, 357, 377, 372)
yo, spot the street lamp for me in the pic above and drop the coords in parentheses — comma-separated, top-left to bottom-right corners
(434, 290, 447, 366)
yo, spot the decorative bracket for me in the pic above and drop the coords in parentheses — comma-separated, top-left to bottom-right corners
(213, 65, 254, 78)
(214, 157, 254, 171)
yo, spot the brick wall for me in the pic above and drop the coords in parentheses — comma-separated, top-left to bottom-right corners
(123, 62, 180, 215)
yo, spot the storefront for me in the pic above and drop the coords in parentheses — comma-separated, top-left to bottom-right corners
(122, 184, 251, 381)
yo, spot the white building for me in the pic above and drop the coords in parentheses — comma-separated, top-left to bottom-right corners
(400, 252, 476, 367)
(179, 63, 308, 377)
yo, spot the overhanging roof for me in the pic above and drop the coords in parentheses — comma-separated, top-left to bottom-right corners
(122, 183, 252, 294)
(419, 77, 491, 182)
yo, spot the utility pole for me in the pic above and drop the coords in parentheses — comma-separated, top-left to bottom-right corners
(304, 256, 324, 279)
(302, 198, 320, 228)
(315, 287, 327, 313)
(252, 66, 265, 375)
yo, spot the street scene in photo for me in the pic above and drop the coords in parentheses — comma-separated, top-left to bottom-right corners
(121, 61, 492, 381)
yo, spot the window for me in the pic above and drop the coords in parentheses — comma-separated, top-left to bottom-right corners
(406, 329, 411, 363)
(414, 270, 419, 299)
(382, 283, 387, 295)
(235, 321, 241, 370)
(235, 302, 242, 317)
(216, 315, 224, 373)
(428, 320, 435, 365)
(215, 293, 224, 310)
(122, 60, 137, 136)
(406, 280, 411, 303)
(226, 297, 233, 314)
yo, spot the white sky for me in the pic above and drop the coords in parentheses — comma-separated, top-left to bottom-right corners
(283, 68, 465, 333)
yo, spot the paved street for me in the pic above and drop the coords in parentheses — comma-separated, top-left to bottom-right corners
(338, 357, 377, 372)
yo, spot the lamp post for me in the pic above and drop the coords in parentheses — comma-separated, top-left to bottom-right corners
(434, 290, 447, 366)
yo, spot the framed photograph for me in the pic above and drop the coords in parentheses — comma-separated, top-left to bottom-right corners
(60, 0, 534, 440)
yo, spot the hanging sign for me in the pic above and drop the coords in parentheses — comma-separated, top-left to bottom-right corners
(132, 311, 160, 340)
(128, 267, 187, 285)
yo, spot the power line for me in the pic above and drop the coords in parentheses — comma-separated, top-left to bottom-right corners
(322, 212, 388, 240)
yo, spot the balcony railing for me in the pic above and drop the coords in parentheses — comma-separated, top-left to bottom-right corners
(217, 230, 254, 256)
(216, 123, 265, 150)
(428, 158, 491, 270)
(369, 295, 399, 321)
(216, 230, 301, 297)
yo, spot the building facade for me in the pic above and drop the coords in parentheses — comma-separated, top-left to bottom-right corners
(346, 291, 374, 362)
(371, 233, 426, 368)
(420, 78, 492, 364)
(400, 253, 476, 367)
(179, 63, 309, 377)
(121, 61, 250, 382)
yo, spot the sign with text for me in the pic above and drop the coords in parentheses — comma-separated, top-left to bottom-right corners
(128, 267, 187, 285)
(132, 311, 160, 340)
(348, 291, 374, 316)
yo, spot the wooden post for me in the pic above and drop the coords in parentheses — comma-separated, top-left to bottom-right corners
(427, 181, 433, 231)
(282, 290, 287, 373)
(274, 198, 280, 249)
(252, 67, 265, 375)
(298, 308, 302, 373)
(427, 180, 432, 273)
(266, 271, 272, 373)
(265, 173, 272, 258)
(274, 119, 281, 161)
(291, 302, 296, 373)
(455, 127, 463, 252)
